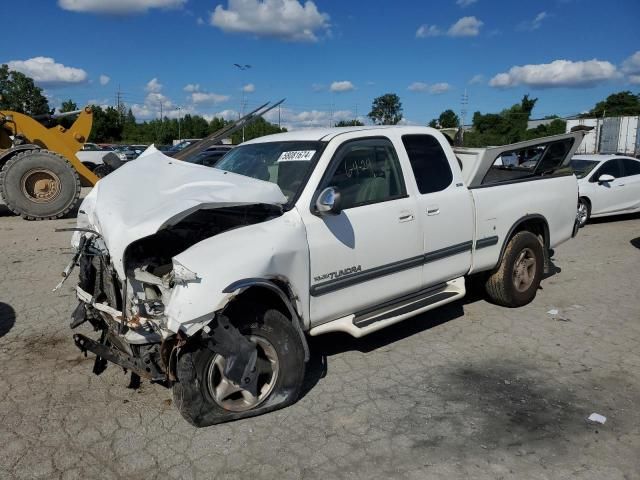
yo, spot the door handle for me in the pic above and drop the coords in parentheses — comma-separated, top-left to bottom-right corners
(398, 213, 415, 222)
(427, 206, 440, 216)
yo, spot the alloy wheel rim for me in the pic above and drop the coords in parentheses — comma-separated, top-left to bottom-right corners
(207, 335, 279, 412)
(577, 203, 588, 225)
(512, 247, 537, 292)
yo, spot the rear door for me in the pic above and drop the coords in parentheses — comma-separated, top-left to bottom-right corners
(400, 134, 474, 287)
(302, 137, 423, 325)
(618, 158, 640, 212)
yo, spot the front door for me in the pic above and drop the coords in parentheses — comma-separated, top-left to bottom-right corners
(302, 137, 423, 325)
(591, 159, 627, 215)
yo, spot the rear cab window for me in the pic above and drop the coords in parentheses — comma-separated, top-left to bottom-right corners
(401, 134, 453, 194)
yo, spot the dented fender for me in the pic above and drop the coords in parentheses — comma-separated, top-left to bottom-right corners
(164, 207, 311, 336)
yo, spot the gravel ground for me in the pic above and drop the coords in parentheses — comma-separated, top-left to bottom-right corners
(1, 202, 639, 480)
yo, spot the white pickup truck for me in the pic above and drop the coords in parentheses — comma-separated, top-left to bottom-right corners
(65, 126, 586, 427)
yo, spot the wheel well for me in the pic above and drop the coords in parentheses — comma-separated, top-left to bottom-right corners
(499, 215, 550, 270)
(225, 284, 293, 322)
(579, 196, 591, 209)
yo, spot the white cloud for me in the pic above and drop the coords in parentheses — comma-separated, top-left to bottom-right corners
(6, 57, 87, 85)
(191, 92, 231, 104)
(242, 83, 255, 93)
(210, 0, 330, 42)
(99, 74, 110, 86)
(489, 59, 620, 88)
(311, 83, 325, 92)
(469, 74, 484, 85)
(262, 107, 358, 130)
(408, 82, 429, 92)
(196, 17, 205, 25)
(416, 24, 441, 38)
(456, 0, 477, 7)
(183, 83, 200, 92)
(330, 80, 355, 93)
(518, 11, 548, 31)
(58, 0, 186, 14)
(408, 82, 452, 94)
(430, 82, 452, 94)
(622, 51, 640, 73)
(146, 77, 162, 93)
(447, 16, 483, 37)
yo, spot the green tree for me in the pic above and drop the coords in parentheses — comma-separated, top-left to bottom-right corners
(586, 91, 640, 117)
(524, 118, 567, 140)
(89, 105, 123, 143)
(335, 119, 364, 127)
(464, 95, 538, 147)
(430, 109, 460, 129)
(368, 93, 403, 125)
(0, 64, 51, 116)
(58, 99, 78, 128)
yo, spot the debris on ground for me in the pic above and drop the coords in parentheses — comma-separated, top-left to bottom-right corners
(587, 413, 607, 424)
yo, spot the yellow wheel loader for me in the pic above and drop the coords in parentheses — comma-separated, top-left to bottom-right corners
(0, 107, 98, 220)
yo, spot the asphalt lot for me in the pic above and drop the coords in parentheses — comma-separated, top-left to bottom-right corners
(1, 202, 639, 480)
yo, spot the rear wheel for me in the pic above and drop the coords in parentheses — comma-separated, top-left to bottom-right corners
(0, 150, 81, 220)
(485, 231, 544, 307)
(173, 308, 305, 427)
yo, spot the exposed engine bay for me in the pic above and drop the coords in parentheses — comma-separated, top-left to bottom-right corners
(65, 204, 282, 385)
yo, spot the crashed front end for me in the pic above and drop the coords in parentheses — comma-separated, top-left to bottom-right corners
(61, 148, 293, 386)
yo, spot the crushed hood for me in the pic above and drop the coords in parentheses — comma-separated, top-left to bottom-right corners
(78, 146, 287, 276)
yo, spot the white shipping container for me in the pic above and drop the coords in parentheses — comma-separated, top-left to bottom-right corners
(566, 116, 640, 156)
(567, 118, 599, 154)
(617, 116, 639, 155)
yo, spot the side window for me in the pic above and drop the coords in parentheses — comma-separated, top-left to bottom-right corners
(401, 134, 453, 194)
(591, 159, 622, 181)
(621, 158, 640, 177)
(325, 139, 406, 210)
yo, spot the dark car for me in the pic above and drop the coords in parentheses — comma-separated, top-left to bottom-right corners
(184, 145, 234, 167)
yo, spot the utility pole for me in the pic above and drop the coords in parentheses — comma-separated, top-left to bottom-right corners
(177, 106, 182, 142)
(460, 89, 469, 143)
(278, 104, 281, 129)
(115, 85, 124, 124)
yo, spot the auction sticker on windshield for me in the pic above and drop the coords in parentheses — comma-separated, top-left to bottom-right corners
(278, 150, 316, 162)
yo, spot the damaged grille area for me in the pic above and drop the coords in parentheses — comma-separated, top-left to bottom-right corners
(68, 204, 282, 383)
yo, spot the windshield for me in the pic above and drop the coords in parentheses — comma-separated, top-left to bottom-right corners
(570, 159, 599, 179)
(215, 141, 322, 201)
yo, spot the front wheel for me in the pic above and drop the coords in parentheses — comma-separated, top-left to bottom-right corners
(485, 231, 544, 307)
(173, 308, 305, 427)
(577, 198, 590, 228)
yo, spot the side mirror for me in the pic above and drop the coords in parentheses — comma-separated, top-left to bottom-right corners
(598, 174, 615, 183)
(314, 187, 342, 215)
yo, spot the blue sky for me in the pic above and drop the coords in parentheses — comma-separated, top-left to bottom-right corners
(2, 0, 639, 129)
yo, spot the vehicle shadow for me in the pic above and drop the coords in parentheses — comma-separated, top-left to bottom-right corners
(300, 280, 484, 400)
(587, 211, 640, 225)
(0, 204, 14, 218)
(0, 302, 16, 338)
(631, 237, 640, 250)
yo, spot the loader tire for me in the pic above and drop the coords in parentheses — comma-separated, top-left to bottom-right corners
(0, 149, 81, 220)
(485, 231, 544, 307)
(173, 308, 305, 427)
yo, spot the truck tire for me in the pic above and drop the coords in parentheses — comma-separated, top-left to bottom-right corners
(173, 308, 305, 427)
(485, 231, 544, 307)
(0, 150, 81, 220)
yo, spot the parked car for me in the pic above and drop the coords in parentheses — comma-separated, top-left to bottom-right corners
(64, 127, 587, 426)
(77, 143, 126, 177)
(572, 154, 640, 226)
(184, 145, 234, 167)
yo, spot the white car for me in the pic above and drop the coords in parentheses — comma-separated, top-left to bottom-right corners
(64, 127, 587, 426)
(572, 154, 640, 227)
